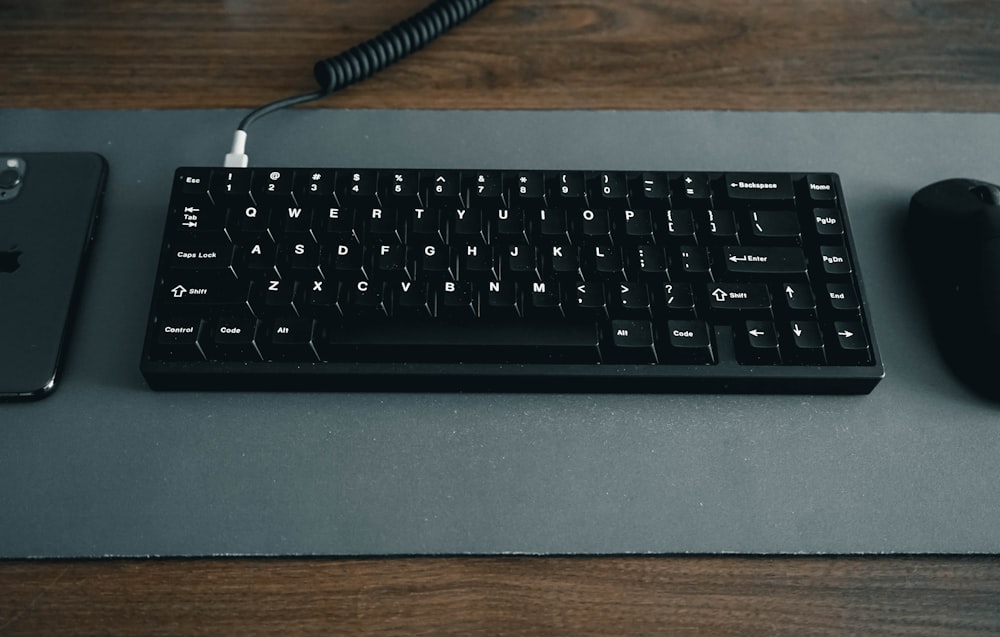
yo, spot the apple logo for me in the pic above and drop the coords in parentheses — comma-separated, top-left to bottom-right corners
(0, 248, 22, 274)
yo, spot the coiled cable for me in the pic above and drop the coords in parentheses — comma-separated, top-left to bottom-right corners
(230, 0, 493, 157)
(313, 0, 493, 96)
(225, 0, 493, 166)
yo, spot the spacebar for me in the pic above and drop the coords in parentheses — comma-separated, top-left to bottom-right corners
(323, 321, 601, 363)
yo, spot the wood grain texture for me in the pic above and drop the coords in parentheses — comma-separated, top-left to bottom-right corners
(2, 0, 1000, 111)
(3, 0, 1000, 634)
(1, 557, 999, 636)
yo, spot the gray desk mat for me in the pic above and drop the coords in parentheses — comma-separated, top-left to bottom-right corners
(1, 108, 998, 558)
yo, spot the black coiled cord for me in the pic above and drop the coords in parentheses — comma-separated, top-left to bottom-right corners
(314, 0, 493, 96)
(238, 0, 493, 133)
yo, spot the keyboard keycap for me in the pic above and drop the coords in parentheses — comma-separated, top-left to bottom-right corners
(826, 283, 860, 312)
(168, 244, 234, 270)
(785, 320, 825, 364)
(608, 320, 657, 363)
(707, 283, 771, 312)
(153, 317, 204, 361)
(426, 171, 463, 206)
(747, 210, 800, 241)
(725, 173, 795, 201)
(736, 320, 781, 364)
(830, 321, 872, 364)
(805, 174, 838, 201)
(722, 246, 807, 277)
(323, 321, 601, 363)
(261, 318, 318, 361)
(665, 320, 715, 364)
(820, 246, 853, 275)
(781, 282, 816, 313)
(813, 208, 844, 237)
(161, 272, 243, 306)
(206, 316, 261, 360)
(678, 173, 711, 200)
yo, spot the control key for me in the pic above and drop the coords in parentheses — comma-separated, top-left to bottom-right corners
(152, 317, 204, 360)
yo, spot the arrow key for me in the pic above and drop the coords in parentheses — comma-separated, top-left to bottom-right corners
(784, 320, 825, 364)
(830, 320, 872, 365)
(736, 320, 780, 364)
(781, 282, 816, 313)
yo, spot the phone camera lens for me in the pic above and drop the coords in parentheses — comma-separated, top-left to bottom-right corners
(0, 168, 21, 189)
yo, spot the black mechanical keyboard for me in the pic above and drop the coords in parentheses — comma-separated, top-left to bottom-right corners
(141, 167, 884, 392)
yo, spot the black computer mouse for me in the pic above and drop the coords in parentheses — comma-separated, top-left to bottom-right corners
(909, 178, 1000, 397)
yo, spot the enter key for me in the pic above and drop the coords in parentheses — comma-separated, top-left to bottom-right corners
(722, 246, 807, 276)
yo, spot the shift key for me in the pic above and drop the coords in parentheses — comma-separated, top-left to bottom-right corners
(725, 173, 795, 200)
(162, 273, 244, 305)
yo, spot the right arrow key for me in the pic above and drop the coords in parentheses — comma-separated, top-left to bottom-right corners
(830, 320, 872, 365)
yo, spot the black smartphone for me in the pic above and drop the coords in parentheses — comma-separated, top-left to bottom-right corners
(0, 152, 107, 400)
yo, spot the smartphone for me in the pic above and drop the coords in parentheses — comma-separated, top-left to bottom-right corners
(0, 152, 107, 400)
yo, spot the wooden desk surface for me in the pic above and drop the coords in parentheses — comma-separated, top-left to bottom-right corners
(2, 1, 1000, 634)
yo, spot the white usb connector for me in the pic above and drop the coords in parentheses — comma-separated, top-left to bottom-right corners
(223, 130, 249, 168)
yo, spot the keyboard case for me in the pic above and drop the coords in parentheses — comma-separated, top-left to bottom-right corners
(141, 168, 884, 393)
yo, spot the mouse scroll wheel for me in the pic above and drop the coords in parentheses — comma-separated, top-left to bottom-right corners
(970, 184, 1000, 205)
